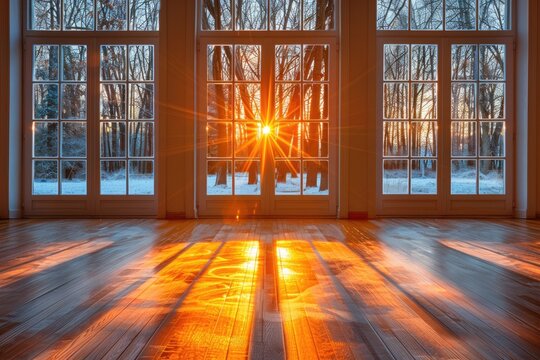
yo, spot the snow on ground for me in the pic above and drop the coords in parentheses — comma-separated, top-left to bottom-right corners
(34, 178, 154, 195)
(383, 176, 504, 195)
(207, 173, 329, 196)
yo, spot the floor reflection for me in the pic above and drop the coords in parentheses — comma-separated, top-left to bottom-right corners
(0, 220, 538, 359)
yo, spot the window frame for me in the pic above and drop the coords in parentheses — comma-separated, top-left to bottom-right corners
(375, 1, 516, 216)
(22, 1, 160, 217)
(195, 0, 340, 217)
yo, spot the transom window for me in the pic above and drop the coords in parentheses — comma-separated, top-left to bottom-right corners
(30, 0, 160, 31)
(202, 0, 335, 31)
(377, 0, 511, 31)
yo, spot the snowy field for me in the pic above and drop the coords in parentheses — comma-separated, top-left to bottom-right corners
(383, 172, 504, 195)
(34, 178, 155, 195)
(207, 173, 329, 196)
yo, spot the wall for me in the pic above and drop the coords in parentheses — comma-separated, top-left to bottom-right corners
(161, 0, 196, 218)
(0, 0, 9, 218)
(343, 0, 372, 218)
(9, 0, 22, 218)
(0, 0, 22, 219)
(536, 1, 540, 218)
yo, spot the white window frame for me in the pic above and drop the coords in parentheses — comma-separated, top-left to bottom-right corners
(375, 2, 516, 216)
(195, 0, 340, 217)
(22, 1, 160, 217)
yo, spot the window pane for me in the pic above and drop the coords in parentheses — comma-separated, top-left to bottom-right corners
(303, 0, 334, 30)
(275, 45, 301, 81)
(129, 84, 154, 120)
(383, 159, 408, 194)
(377, 0, 408, 30)
(411, 83, 436, 119)
(451, 45, 477, 80)
(451, 83, 476, 119)
(235, 161, 261, 195)
(480, 122, 505, 157)
(208, 45, 232, 81)
(384, 83, 408, 119)
(101, 161, 126, 195)
(304, 45, 329, 81)
(129, 45, 154, 81)
(446, 0, 476, 30)
(451, 121, 477, 156)
(411, 45, 437, 81)
(383, 121, 409, 157)
(235, 84, 262, 120)
(235, 45, 261, 81)
(207, 122, 233, 158)
(479, 0, 510, 30)
(274, 122, 301, 158)
(479, 160, 504, 194)
(34, 84, 59, 120)
(411, 160, 437, 194)
(61, 161, 87, 195)
(275, 84, 302, 120)
(61, 122, 87, 157)
(100, 84, 127, 119)
(31, 0, 61, 30)
(303, 161, 329, 195)
(101, 46, 127, 81)
(411, 121, 437, 157)
(34, 122, 58, 157)
(208, 84, 233, 119)
(129, 160, 154, 195)
(63, 0, 94, 31)
(97, 0, 128, 30)
(275, 160, 301, 195)
(411, 0, 443, 30)
(270, 0, 300, 30)
(478, 83, 505, 119)
(33, 160, 58, 195)
(479, 45, 505, 80)
(129, 122, 154, 157)
(451, 160, 476, 194)
(202, 0, 232, 30)
(62, 84, 87, 120)
(207, 161, 233, 195)
(236, 0, 267, 30)
(62, 45, 87, 81)
(101, 122, 126, 157)
(303, 122, 328, 158)
(235, 123, 261, 158)
(34, 45, 59, 81)
(304, 84, 329, 120)
(130, 0, 160, 30)
(384, 44, 409, 81)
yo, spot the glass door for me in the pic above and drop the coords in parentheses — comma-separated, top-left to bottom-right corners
(197, 39, 338, 217)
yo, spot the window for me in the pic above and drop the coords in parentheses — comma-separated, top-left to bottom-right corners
(383, 44, 438, 194)
(202, 0, 334, 31)
(451, 44, 506, 194)
(26, 0, 159, 215)
(32, 45, 88, 195)
(377, 0, 513, 215)
(30, 0, 160, 31)
(377, 0, 511, 31)
(198, 0, 337, 216)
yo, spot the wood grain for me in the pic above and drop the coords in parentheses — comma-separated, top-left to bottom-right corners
(0, 219, 538, 359)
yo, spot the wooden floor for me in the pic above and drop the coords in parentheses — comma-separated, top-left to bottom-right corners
(0, 219, 538, 359)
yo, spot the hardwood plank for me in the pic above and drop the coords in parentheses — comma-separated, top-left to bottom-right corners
(0, 219, 538, 359)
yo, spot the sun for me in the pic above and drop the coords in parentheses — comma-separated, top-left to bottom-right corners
(262, 125, 272, 136)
